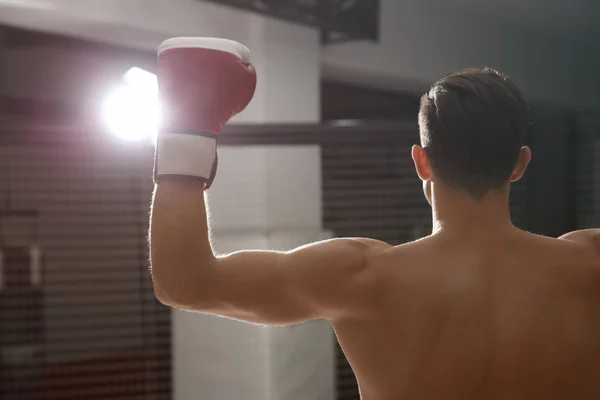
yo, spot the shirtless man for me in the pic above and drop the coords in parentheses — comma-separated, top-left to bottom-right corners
(150, 38, 600, 399)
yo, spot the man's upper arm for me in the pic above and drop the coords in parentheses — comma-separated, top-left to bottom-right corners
(177, 237, 390, 325)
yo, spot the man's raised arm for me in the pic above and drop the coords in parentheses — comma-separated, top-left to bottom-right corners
(150, 178, 388, 325)
(149, 37, 389, 325)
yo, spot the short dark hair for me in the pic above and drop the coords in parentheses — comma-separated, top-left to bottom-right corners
(418, 68, 530, 198)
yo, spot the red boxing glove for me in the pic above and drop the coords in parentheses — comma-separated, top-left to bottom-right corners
(154, 37, 257, 187)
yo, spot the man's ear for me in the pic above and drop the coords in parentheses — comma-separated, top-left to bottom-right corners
(510, 146, 531, 182)
(412, 145, 431, 181)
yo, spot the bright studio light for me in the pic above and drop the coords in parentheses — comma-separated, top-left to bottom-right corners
(102, 67, 160, 141)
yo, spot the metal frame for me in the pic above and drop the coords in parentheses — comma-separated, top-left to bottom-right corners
(0, 119, 418, 146)
(199, 0, 379, 44)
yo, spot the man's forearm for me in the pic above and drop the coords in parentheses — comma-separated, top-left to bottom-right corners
(150, 178, 216, 303)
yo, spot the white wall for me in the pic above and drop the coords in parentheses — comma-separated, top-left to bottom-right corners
(0, 0, 252, 48)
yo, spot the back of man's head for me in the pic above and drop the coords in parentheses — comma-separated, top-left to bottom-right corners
(418, 68, 530, 199)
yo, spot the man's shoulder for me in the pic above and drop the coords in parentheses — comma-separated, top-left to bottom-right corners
(514, 230, 600, 272)
(559, 229, 600, 252)
(529, 229, 600, 260)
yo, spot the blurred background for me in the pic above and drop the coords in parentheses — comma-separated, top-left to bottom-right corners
(0, 0, 598, 399)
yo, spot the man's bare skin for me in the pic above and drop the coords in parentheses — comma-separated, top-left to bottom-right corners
(336, 229, 600, 399)
(149, 68, 600, 399)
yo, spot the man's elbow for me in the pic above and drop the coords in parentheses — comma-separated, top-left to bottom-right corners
(150, 251, 216, 301)
(153, 285, 175, 307)
(151, 267, 217, 310)
(153, 282, 210, 310)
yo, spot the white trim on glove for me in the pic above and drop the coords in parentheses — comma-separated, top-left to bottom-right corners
(158, 37, 251, 65)
(155, 133, 217, 181)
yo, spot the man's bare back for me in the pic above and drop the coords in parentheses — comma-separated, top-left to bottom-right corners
(334, 229, 600, 399)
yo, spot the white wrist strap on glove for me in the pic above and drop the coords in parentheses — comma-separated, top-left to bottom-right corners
(154, 133, 218, 187)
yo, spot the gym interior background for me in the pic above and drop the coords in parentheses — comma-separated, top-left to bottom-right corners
(0, 1, 599, 399)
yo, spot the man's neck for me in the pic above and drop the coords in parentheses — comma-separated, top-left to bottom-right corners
(430, 184, 514, 235)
